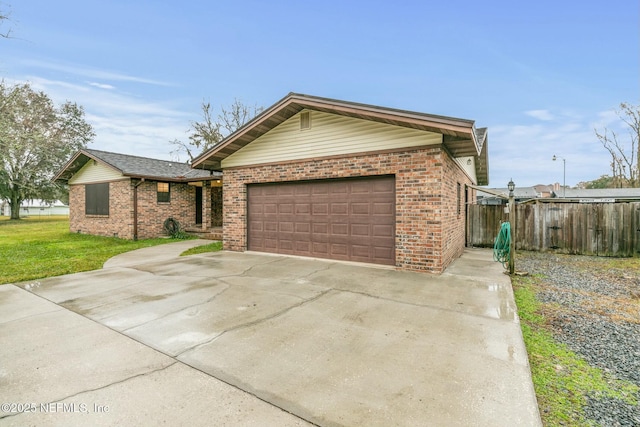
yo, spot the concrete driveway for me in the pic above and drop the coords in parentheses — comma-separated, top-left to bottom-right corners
(1, 241, 541, 426)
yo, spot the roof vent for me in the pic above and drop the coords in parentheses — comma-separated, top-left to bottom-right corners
(300, 111, 311, 130)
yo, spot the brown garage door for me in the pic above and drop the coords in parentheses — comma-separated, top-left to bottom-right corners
(248, 176, 395, 265)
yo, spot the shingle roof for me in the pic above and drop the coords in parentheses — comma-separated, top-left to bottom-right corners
(54, 149, 220, 182)
(560, 188, 640, 199)
(477, 186, 539, 199)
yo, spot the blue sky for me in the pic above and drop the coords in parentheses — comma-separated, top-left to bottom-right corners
(2, 0, 637, 188)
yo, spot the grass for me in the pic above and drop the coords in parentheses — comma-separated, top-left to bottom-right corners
(180, 240, 223, 256)
(512, 265, 639, 426)
(0, 216, 182, 284)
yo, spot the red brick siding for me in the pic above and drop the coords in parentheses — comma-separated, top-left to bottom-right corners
(440, 155, 473, 269)
(222, 146, 472, 273)
(135, 181, 197, 239)
(69, 180, 198, 240)
(69, 180, 134, 238)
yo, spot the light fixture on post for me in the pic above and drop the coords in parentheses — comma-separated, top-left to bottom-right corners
(508, 178, 515, 274)
(552, 155, 566, 198)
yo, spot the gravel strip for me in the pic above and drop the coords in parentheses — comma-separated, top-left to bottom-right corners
(518, 252, 640, 427)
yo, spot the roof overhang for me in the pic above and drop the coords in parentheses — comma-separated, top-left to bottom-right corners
(191, 93, 489, 185)
(53, 150, 118, 182)
(54, 149, 221, 183)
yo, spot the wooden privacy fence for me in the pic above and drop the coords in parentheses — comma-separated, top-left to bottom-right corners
(467, 202, 640, 257)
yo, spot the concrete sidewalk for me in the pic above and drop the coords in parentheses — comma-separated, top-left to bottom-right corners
(1, 242, 541, 426)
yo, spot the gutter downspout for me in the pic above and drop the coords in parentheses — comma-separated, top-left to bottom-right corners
(133, 178, 145, 240)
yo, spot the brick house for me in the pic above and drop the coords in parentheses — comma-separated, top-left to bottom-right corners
(192, 93, 489, 273)
(55, 149, 222, 240)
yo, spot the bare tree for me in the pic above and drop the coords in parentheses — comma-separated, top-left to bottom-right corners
(1, 4, 12, 38)
(595, 102, 640, 188)
(171, 99, 263, 163)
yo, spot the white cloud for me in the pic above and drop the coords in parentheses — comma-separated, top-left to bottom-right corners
(88, 82, 116, 90)
(525, 109, 554, 121)
(18, 59, 174, 86)
(9, 75, 192, 161)
(488, 109, 614, 187)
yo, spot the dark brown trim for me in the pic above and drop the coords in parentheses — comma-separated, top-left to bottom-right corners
(123, 174, 218, 183)
(69, 178, 130, 185)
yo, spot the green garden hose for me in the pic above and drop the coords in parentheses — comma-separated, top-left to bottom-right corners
(493, 222, 511, 268)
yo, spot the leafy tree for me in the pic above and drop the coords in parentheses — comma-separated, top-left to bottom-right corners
(595, 102, 640, 187)
(0, 81, 95, 219)
(577, 175, 617, 189)
(170, 99, 263, 162)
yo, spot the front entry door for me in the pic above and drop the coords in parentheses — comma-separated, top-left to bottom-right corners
(195, 186, 203, 225)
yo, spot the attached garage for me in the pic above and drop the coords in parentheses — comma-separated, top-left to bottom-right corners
(192, 93, 489, 273)
(248, 176, 395, 265)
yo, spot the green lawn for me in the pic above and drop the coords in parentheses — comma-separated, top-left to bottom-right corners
(0, 216, 181, 284)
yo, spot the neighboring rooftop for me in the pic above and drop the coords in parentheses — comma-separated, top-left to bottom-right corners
(477, 185, 640, 204)
(559, 187, 640, 200)
(477, 186, 539, 202)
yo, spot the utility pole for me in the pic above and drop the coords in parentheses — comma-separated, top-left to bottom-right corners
(552, 155, 566, 197)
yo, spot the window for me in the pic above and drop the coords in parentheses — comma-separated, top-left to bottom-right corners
(157, 182, 170, 203)
(85, 183, 109, 215)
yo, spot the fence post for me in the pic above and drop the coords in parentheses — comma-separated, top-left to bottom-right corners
(508, 180, 516, 274)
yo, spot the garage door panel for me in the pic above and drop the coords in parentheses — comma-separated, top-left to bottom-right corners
(373, 179, 395, 193)
(373, 224, 394, 238)
(351, 245, 371, 257)
(264, 204, 277, 215)
(295, 186, 311, 196)
(351, 224, 370, 237)
(331, 224, 349, 235)
(295, 222, 310, 233)
(295, 241, 310, 253)
(312, 222, 329, 235)
(373, 202, 394, 215)
(351, 180, 373, 193)
(373, 247, 394, 261)
(312, 242, 329, 255)
(329, 183, 348, 195)
(331, 203, 348, 215)
(279, 222, 294, 233)
(248, 176, 395, 265)
(351, 203, 370, 215)
(330, 244, 348, 256)
(278, 203, 293, 214)
(264, 222, 278, 232)
(312, 203, 329, 215)
(295, 203, 310, 214)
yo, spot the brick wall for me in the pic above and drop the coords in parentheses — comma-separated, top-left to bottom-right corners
(135, 181, 197, 239)
(440, 155, 474, 270)
(69, 179, 134, 238)
(223, 146, 472, 273)
(69, 180, 198, 240)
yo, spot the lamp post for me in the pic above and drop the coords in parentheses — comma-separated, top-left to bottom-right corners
(552, 155, 566, 198)
(508, 179, 515, 275)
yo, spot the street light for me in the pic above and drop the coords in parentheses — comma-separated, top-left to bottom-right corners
(552, 155, 566, 198)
